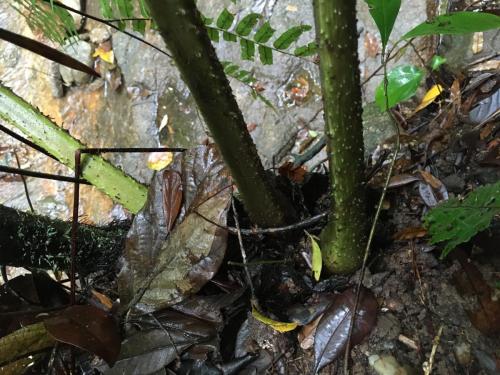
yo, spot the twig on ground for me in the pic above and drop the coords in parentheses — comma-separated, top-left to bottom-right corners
(423, 325, 444, 375)
(194, 209, 328, 236)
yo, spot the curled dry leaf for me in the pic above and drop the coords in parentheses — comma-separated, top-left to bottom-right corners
(162, 170, 183, 232)
(393, 226, 427, 241)
(388, 174, 420, 188)
(103, 310, 217, 375)
(313, 287, 378, 373)
(118, 145, 231, 313)
(44, 305, 121, 366)
(418, 170, 448, 207)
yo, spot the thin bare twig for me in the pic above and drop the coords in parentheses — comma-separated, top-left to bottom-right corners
(231, 198, 255, 299)
(423, 325, 444, 375)
(14, 150, 34, 212)
(194, 209, 328, 236)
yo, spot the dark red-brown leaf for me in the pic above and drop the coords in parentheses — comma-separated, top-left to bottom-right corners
(0, 28, 99, 78)
(313, 287, 378, 373)
(162, 170, 183, 232)
(44, 305, 121, 365)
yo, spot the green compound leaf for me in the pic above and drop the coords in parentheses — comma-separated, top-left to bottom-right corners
(240, 39, 255, 60)
(216, 8, 235, 30)
(424, 181, 500, 258)
(221, 61, 255, 84)
(235, 13, 261, 36)
(258, 45, 273, 65)
(294, 42, 318, 57)
(273, 25, 312, 50)
(365, 0, 401, 48)
(375, 65, 424, 111)
(403, 12, 500, 39)
(254, 21, 276, 43)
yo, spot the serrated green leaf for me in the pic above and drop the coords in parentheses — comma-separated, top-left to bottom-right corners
(294, 42, 318, 57)
(429, 55, 447, 70)
(235, 13, 261, 36)
(240, 39, 255, 60)
(207, 28, 220, 42)
(258, 45, 273, 65)
(223, 31, 237, 42)
(424, 181, 500, 258)
(375, 65, 424, 110)
(273, 25, 312, 50)
(254, 21, 275, 43)
(403, 12, 500, 39)
(364, 0, 401, 48)
(216, 8, 234, 30)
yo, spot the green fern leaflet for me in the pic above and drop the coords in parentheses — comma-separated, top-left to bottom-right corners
(424, 181, 500, 258)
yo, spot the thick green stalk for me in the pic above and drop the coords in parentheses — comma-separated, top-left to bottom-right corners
(145, 0, 295, 227)
(314, 0, 367, 274)
(0, 84, 147, 213)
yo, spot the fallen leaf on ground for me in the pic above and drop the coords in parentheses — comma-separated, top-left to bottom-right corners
(414, 84, 443, 113)
(119, 145, 231, 313)
(252, 304, 298, 333)
(44, 305, 121, 365)
(393, 227, 427, 241)
(313, 287, 377, 373)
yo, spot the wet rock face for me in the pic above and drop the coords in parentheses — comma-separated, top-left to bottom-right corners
(0, 0, 431, 222)
(59, 38, 93, 86)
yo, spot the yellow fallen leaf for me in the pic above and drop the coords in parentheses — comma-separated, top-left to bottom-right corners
(414, 84, 443, 113)
(306, 232, 322, 281)
(93, 47, 114, 64)
(148, 152, 174, 171)
(251, 304, 298, 332)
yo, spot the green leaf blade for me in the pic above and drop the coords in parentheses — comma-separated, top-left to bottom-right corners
(273, 25, 312, 50)
(429, 55, 447, 70)
(404, 11, 500, 39)
(364, 0, 401, 48)
(254, 21, 275, 43)
(294, 42, 318, 57)
(375, 65, 424, 110)
(306, 233, 322, 282)
(240, 39, 255, 60)
(235, 13, 261, 36)
(207, 27, 220, 42)
(258, 45, 273, 65)
(216, 8, 235, 30)
(223, 31, 237, 42)
(99, 0, 113, 19)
